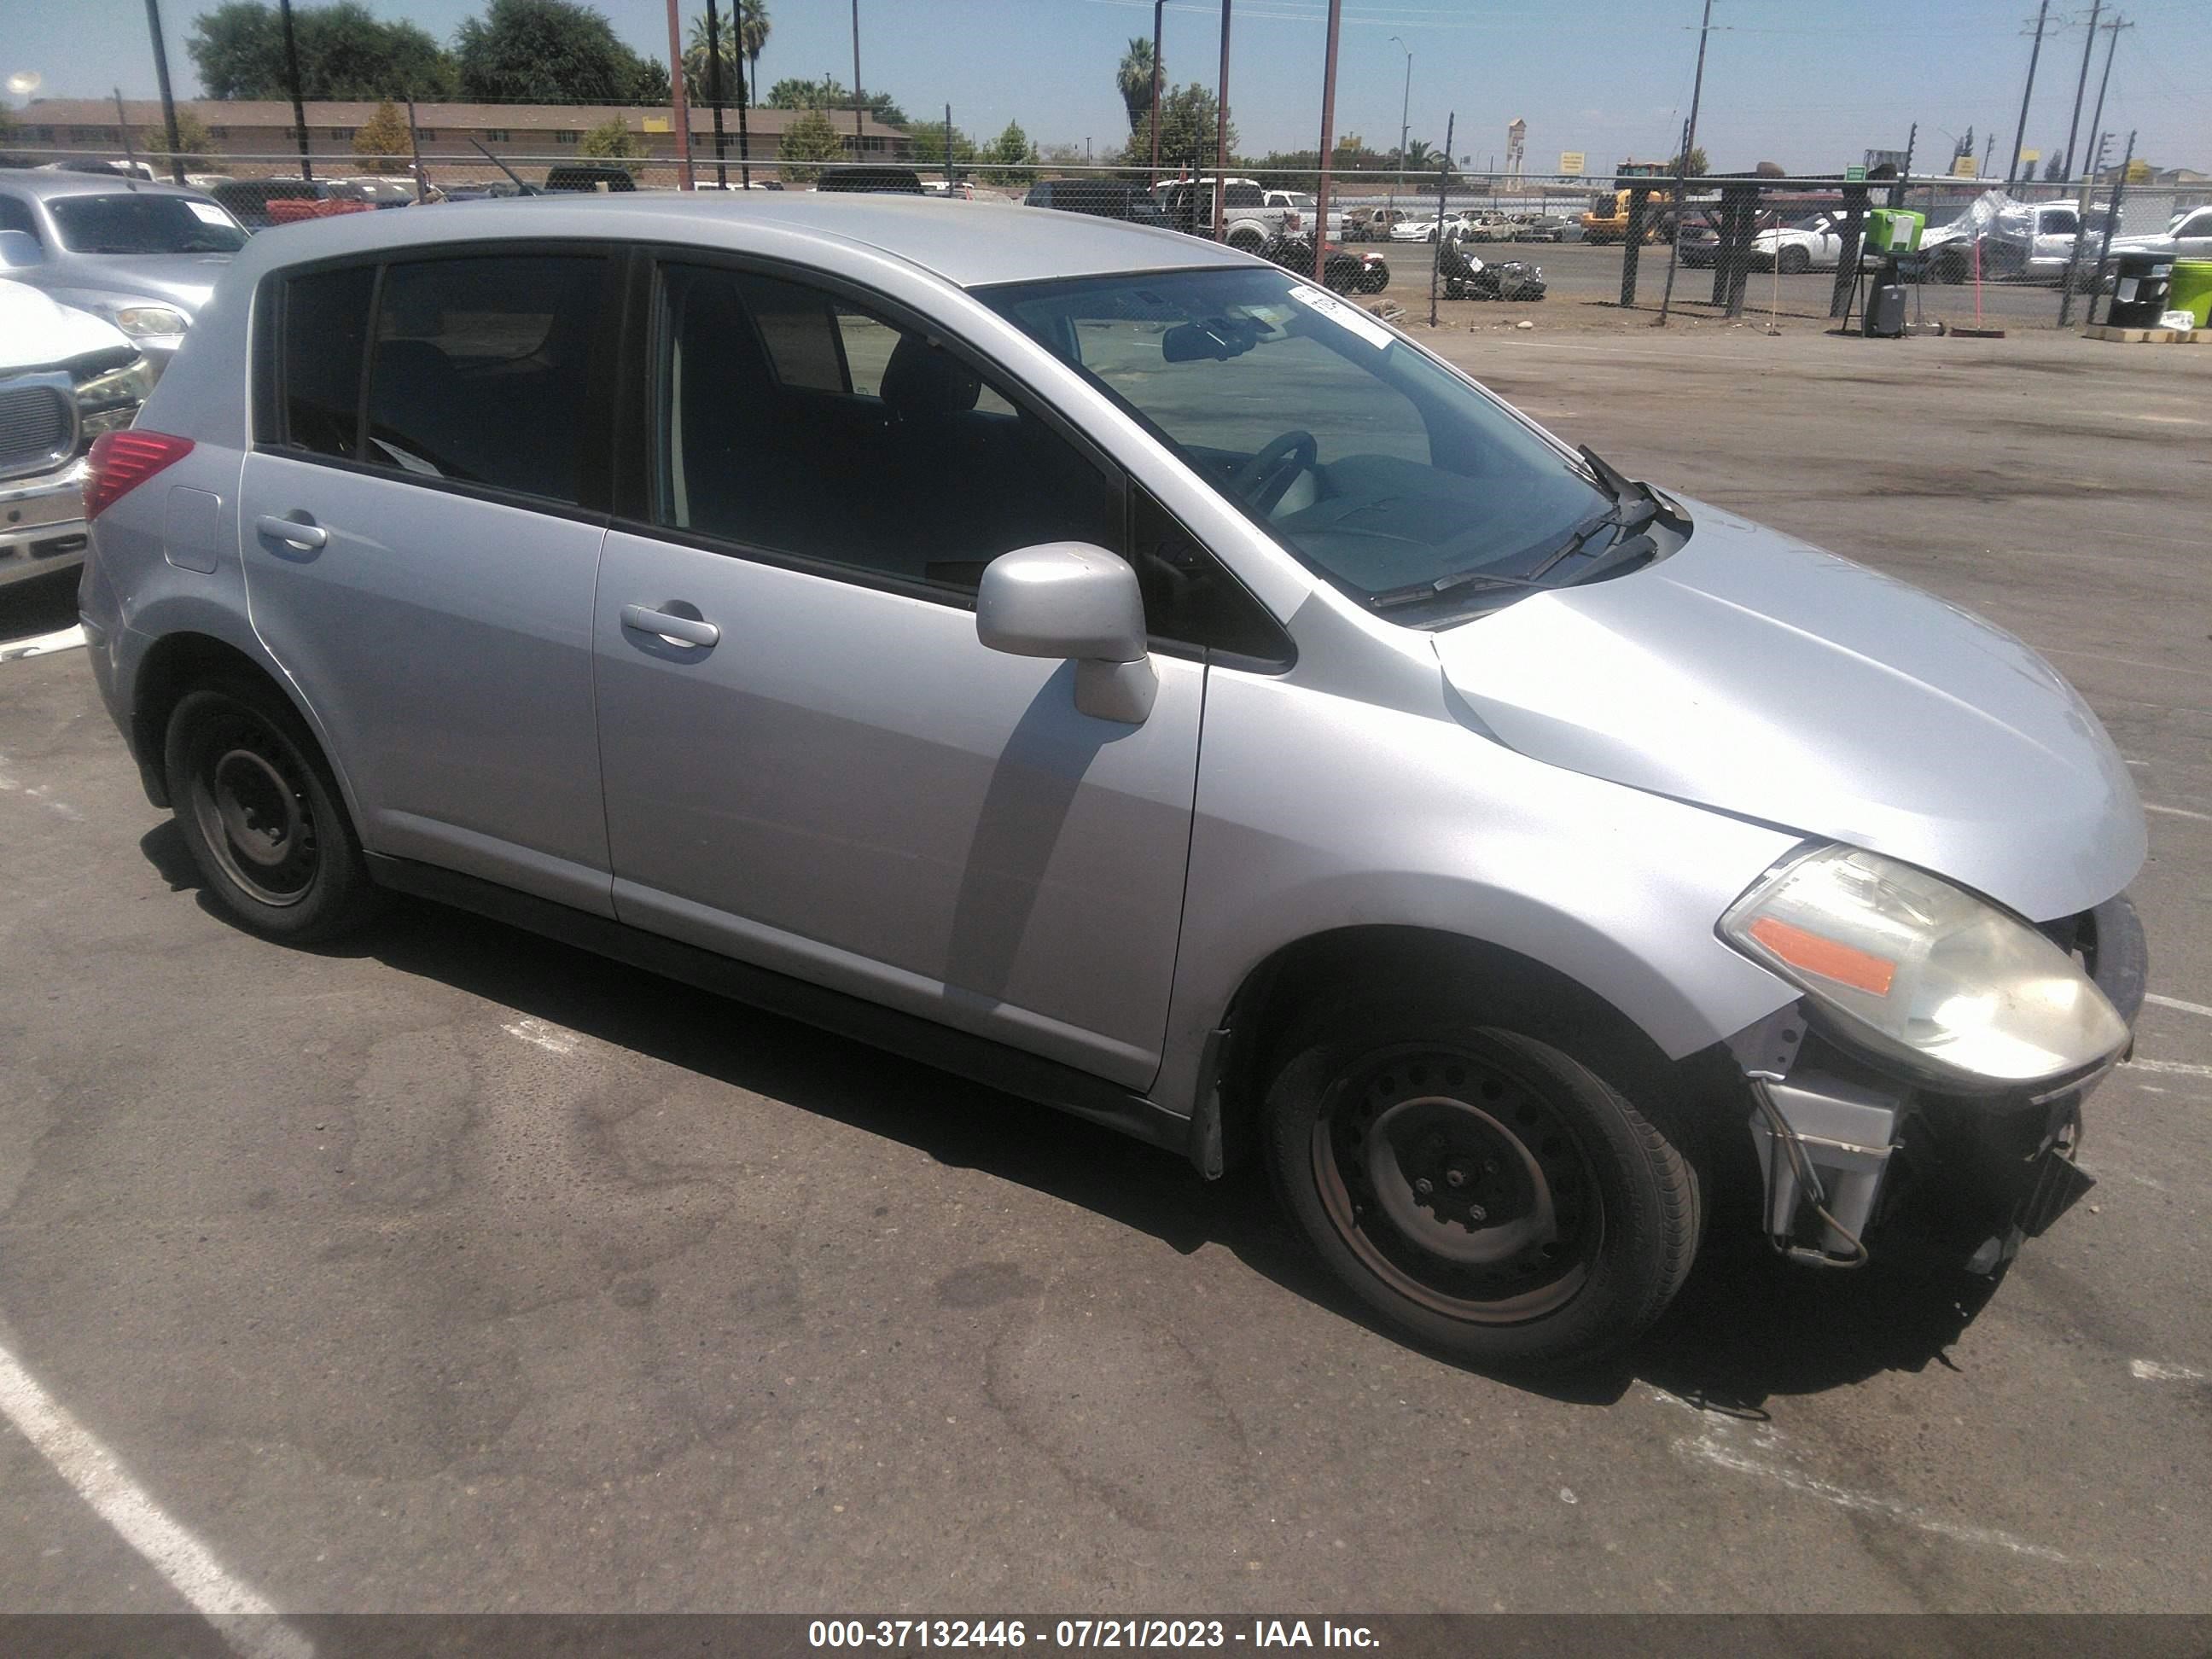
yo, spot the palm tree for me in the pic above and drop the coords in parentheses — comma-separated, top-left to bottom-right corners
(1116, 37, 1157, 137)
(685, 14, 742, 102)
(1402, 137, 1437, 172)
(738, 0, 771, 108)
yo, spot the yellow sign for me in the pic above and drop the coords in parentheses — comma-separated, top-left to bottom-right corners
(2020, 148, 2040, 164)
(1559, 151, 1586, 176)
(1952, 154, 1978, 178)
(643, 116, 670, 133)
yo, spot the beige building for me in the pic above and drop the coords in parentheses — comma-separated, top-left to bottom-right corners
(11, 98, 912, 172)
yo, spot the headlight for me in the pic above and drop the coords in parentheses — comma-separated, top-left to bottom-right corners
(76, 355, 155, 436)
(114, 306, 189, 339)
(1720, 846, 2127, 1089)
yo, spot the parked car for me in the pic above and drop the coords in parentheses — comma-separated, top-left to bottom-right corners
(1150, 176, 1285, 250)
(922, 180, 975, 200)
(544, 163, 640, 194)
(84, 195, 2146, 1371)
(1024, 178, 1169, 225)
(0, 174, 242, 376)
(814, 165, 925, 195)
(1345, 206, 1414, 242)
(2102, 202, 2212, 265)
(1921, 194, 2113, 285)
(0, 279, 150, 590)
(1749, 212, 1852, 274)
(209, 178, 373, 230)
(1262, 188, 1347, 242)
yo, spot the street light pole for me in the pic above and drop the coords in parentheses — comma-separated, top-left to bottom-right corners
(851, 0, 865, 148)
(1213, 0, 1231, 242)
(1389, 33, 1410, 217)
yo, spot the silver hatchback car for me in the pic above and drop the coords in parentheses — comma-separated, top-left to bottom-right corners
(78, 196, 2147, 1369)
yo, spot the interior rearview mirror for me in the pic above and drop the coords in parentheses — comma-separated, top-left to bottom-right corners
(976, 543, 1156, 724)
(1161, 320, 1257, 364)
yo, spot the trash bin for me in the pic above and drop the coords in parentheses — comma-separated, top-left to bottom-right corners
(1865, 208, 1924, 253)
(2105, 253, 2174, 327)
(2169, 261, 2212, 329)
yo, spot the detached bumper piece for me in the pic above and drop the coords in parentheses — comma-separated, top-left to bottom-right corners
(1740, 889, 2143, 1274)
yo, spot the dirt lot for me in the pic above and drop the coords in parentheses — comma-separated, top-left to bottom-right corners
(1, 325, 2208, 1628)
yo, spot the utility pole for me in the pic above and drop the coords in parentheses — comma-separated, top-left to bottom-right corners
(142, 0, 186, 184)
(1149, 0, 1166, 189)
(734, 25, 752, 188)
(704, 0, 730, 188)
(1214, 0, 1231, 242)
(2006, 0, 2051, 187)
(1313, 0, 1344, 287)
(2083, 14, 2130, 187)
(1428, 111, 1453, 328)
(851, 0, 865, 148)
(1681, 0, 1714, 176)
(278, 0, 312, 181)
(664, 0, 694, 189)
(2060, 0, 2102, 179)
(406, 96, 427, 201)
(945, 102, 955, 190)
(1389, 34, 1411, 218)
(1656, 0, 1715, 326)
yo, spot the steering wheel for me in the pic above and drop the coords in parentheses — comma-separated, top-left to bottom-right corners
(1231, 428, 1318, 515)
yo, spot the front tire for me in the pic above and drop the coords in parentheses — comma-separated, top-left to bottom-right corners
(1264, 992, 1701, 1371)
(165, 678, 383, 945)
(1777, 245, 1812, 275)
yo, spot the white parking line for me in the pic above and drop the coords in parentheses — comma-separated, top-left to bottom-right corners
(0, 624, 87, 661)
(2126, 1058, 2212, 1080)
(2144, 803, 2212, 824)
(2130, 1359, 2209, 1383)
(0, 1340, 312, 1659)
(2146, 993, 2212, 1021)
(503, 1016, 580, 1056)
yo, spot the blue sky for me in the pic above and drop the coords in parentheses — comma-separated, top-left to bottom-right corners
(9, 0, 2209, 174)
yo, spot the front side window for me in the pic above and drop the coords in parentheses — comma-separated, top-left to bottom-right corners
(49, 193, 247, 254)
(653, 265, 1117, 595)
(364, 255, 602, 502)
(981, 266, 1622, 620)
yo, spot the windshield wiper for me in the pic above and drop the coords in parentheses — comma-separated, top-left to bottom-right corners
(1365, 566, 1548, 611)
(1558, 531, 1658, 587)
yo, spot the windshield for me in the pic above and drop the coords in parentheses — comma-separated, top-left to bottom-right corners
(979, 266, 1619, 613)
(1285, 193, 1318, 209)
(49, 193, 247, 255)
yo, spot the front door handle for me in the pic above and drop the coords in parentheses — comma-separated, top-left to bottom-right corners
(620, 602, 720, 649)
(254, 513, 327, 550)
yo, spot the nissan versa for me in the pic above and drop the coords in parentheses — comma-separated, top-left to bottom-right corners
(76, 197, 2148, 1369)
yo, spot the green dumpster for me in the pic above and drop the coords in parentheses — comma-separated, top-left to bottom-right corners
(2170, 261, 2212, 329)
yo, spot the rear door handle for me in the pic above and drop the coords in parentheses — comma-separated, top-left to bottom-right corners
(620, 602, 720, 649)
(255, 513, 327, 550)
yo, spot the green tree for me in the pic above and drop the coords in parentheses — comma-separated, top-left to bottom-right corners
(736, 0, 770, 107)
(2042, 153, 2067, 182)
(1116, 36, 1157, 137)
(1667, 144, 1708, 177)
(980, 119, 1036, 185)
(455, 0, 669, 105)
(684, 12, 741, 105)
(765, 76, 905, 127)
(581, 115, 643, 172)
(187, 1, 456, 99)
(352, 98, 411, 172)
(1123, 82, 1232, 172)
(142, 108, 219, 169)
(910, 121, 979, 172)
(777, 105, 843, 182)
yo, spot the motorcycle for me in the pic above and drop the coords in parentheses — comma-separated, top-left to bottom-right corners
(1437, 230, 1547, 301)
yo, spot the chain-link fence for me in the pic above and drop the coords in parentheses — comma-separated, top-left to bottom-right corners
(11, 125, 2207, 332)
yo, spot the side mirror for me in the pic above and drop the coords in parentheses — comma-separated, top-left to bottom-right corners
(0, 230, 46, 271)
(976, 542, 1156, 724)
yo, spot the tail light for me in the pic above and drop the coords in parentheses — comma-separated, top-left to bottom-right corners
(84, 430, 194, 521)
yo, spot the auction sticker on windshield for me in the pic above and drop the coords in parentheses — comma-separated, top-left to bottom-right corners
(186, 201, 233, 225)
(1287, 284, 1394, 351)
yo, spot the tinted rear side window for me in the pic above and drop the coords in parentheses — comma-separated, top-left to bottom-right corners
(364, 255, 602, 504)
(280, 265, 375, 461)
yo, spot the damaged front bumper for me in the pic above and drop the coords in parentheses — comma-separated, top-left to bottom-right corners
(1730, 892, 2147, 1274)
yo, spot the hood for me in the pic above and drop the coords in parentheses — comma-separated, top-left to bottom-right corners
(45, 252, 226, 316)
(0, 278, 134, 370)
(2105, 231, 2177, 259)
(1431, 503, 2145, 923)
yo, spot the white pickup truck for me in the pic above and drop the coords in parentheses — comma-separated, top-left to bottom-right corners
(1, 279, 151, 591)
(1151, 178, 1344, 249)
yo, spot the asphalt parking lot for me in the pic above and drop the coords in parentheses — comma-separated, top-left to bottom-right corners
(1, 325, 2208, 1625)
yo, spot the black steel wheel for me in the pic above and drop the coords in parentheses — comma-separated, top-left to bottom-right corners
(1265, 990, 1702, 1371)
(166, 678, 384, 944)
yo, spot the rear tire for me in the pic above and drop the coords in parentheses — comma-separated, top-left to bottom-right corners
(165, 678, 384, 945)
(1778, 245, 1812, 275)
(1263, 987, 1701, 1371)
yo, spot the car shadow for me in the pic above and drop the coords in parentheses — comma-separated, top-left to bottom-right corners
(139, 825, 2004, 1412)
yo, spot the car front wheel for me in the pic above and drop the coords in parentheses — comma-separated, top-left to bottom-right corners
(1264, 988, 1701, 1371)
(165, 678, 384, 945)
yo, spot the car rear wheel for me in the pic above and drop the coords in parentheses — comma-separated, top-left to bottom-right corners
(165, 678, 384, 945)
(1264, 988, 1701, 1371)
(1777, 245, 1812, 275)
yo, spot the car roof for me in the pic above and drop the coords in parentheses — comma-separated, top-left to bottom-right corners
(230, 191, 1249, 288)
(1, 173, 213, 204)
